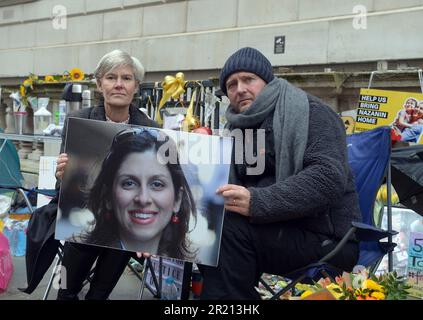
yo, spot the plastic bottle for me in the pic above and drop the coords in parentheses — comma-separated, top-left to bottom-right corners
(33, 98, 52, 135)
(58, 100, 67, 127)
(82, 90, 91, 108)
(161, 276, 179, 300)
(8, 227, 19, 257)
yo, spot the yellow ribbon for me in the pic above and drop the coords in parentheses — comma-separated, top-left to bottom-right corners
(182, 87, 200, 132)
(156, 72, 186, 125)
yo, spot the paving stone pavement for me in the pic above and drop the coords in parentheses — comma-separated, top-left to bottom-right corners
(0, 255, 156, 300)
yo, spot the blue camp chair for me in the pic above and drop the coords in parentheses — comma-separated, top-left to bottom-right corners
(0, 131, 24, 187)
(347, 126, 396, 270)
(261, 126, 397, 300)
(0, 131, 34, 213)
(0, 131, 56, 210)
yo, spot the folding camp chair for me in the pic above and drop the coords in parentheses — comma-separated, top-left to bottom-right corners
(390, 144, 423, 217)
(0, 131, 56, 209)
(260, 126, 397, 300)
(42, 244, 162, 300)
(0, 132, 31, 210)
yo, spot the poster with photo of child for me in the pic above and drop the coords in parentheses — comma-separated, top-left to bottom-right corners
(354, 88, 423, 144)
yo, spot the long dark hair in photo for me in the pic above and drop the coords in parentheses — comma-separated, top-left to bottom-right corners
(83, 127, 197, 260)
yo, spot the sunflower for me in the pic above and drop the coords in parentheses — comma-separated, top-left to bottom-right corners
(70, 68, 85, 81)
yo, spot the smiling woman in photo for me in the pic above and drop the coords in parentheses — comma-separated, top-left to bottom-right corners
(79, 127, 197, 260)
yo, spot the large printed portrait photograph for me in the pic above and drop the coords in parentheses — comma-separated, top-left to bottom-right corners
(55, 117, 232, 267)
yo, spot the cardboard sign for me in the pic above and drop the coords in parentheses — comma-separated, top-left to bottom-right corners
(407, 231, 423, 298)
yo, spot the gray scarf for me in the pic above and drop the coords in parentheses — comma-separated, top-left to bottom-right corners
(225, 77, 309, 181)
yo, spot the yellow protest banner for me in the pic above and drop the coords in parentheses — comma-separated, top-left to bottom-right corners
(354, 89, 423, 143)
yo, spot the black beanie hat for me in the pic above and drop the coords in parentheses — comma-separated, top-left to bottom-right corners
(219, 47, 274, 95)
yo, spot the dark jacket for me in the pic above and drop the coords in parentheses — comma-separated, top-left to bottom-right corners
(21, 105, 157, 294)
(238, 95, 361, 239)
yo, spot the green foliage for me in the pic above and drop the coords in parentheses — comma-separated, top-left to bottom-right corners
(376, 271, 411, 300)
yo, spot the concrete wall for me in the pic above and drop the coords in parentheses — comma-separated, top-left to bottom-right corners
(0, 0, 422, 78)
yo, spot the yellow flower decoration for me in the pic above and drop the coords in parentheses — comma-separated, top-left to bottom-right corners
(326, 283, 344, 300)
(62, 72, 71, 82)
(23, 78, 33, 87)
(70, 68, 85, 81)
(300, 290, 313, 299)
(156, 72, 186, 124)
(364, 279, 384, 292)
(371, 291, 385, 300)
(20, 78, 34, 97)
(294, 270, 409, 300)
(16, 70, 90, 106)
(295, 283, 313, 291)
(376, 184, 399, 204)
(44, 75, 55, 83)
(20, 84, 26, 97)
(354, 288, 363, 296)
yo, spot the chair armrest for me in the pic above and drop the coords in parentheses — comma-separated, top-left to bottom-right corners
(351, 221, 398, 242)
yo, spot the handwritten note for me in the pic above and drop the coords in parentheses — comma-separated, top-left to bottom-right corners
(407, 231, 423, 299)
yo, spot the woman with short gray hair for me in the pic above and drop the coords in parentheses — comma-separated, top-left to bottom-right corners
(55, 49, 157, 300)
(94, 49, 145, 84)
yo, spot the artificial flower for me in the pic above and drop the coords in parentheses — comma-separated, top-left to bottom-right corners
(13, 70, 91, 108)
(20, 84, 26, 97)
(19, 75, 37, 99)
(23, 78, 33, 87)
(70, 68, 84, 81)
(44, 75, 55, 82)
(62, 71, 71, 82)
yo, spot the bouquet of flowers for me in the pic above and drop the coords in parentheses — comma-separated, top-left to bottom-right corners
(297, 268, 411, 300)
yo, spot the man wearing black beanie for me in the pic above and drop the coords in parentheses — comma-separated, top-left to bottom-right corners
(198, 47, 361, 299)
